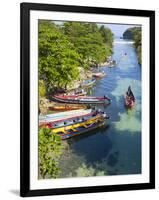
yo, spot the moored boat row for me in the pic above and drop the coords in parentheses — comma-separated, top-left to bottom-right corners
(39, 69, 112, 139)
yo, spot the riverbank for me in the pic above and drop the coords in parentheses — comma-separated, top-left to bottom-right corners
(39, 63, 110, 114)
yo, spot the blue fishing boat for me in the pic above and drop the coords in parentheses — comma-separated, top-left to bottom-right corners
(42, 112, 108, 129)
(81, 79, 96, 87)
(58, 121, 106, 140)
(39, 109, 92, 124)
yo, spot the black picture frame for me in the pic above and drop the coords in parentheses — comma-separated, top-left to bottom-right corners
(20, 2, 155, 197)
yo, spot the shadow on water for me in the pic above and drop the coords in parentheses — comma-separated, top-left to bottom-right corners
(69, 125, 113, 164)
(69, 125, 111, 143)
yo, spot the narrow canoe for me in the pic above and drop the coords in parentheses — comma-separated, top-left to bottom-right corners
(81, 79, 96, 87)
(66, 89, 87, 96)
(42, 112, 107, 129)
(52, 113, 106, 134)
(49, 104, 87, 111)
(39, 109, 92, 125)
(124, 95, 135, 108)
(93, 72, 106, 78)
(57, 121, 106, 140)
(124, 86, 135, 109)
(39, 109, 91, 120)
(52, 95, 111, 105)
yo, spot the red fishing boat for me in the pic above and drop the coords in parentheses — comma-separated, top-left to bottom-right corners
(52, 95, 111, 105)
(124, 86, 135, 108)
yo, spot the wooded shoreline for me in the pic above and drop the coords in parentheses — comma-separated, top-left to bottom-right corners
(39, 20, 114, 96)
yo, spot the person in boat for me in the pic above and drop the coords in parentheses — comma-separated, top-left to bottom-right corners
(104, 95, 110, 101)
(126, 86, 135, 101)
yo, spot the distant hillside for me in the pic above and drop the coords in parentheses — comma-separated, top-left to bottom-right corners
(123, 27, 141, 64)
(123, 27, 141, 40)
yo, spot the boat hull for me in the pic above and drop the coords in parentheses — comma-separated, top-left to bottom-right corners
(39, 109, 92, 124)
(124, 95, 135, 109)
(93, 72, 106, 78)
(47, 113, 106, 129)
(52, 95, 110, 105)
(49, 104, 86, 111)
(81, 79, 96, 87)
(60, 121, 106, 140)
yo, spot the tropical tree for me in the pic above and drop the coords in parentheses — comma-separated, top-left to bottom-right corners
(63, 22, 113, 68)
(39, 21, 80, 90)
(99, 25, 114, 47)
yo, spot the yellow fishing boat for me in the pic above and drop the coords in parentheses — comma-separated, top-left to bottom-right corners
(52, 114, 106, 134)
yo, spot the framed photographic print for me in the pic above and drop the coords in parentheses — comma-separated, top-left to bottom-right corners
(20, 2, 155, 197)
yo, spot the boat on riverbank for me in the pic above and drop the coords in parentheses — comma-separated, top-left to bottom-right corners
(124, 86, 135, 108)
(108, 60, 117, 68)
(39, 109, 106, 126)
(66, 89, 87, 96)
(92, 71, 106, 78)
(49, 104, 87, 111)
(52, 114, 107, 140)
(43, 112, 108, 129)
(39, 109, 92, 124)
(52, 95, 111, 105)
(81, 79, 96, 87)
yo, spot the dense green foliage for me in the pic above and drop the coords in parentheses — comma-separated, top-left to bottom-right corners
(39, 21, 80, 91)
(63, 22, 113, 68)
(38, 128, 63, 179)
(39, 80, 46, 98)
(123, 27, 141, 64)
(99, 25, 113, 47)
(39, 20, 113, 91)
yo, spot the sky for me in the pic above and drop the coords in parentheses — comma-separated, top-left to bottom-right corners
(53, 21, 140, 38)
(103, 24, 141, 37)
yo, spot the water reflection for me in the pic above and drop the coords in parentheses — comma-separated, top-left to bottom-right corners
(113, 112, 141, 133)
(111, 78, 141, 103)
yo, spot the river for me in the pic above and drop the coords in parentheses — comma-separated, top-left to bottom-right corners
(59, 38, 141, 178)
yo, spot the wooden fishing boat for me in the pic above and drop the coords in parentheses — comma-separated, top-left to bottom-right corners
(92, 72, 106, 78)
(81, 79, 96, 87)
(49, 104, 87, 111)
(52, 113, 106, 133)
(41, 112, 108, 129)
(66, 89, 87, 96)
(52, 95, 111, 105)
(108, 60, 117, 68)
(39, 109, 106, 127)
(54, 120, 106, 140)
(52, 114, 107, 139)
(124, 86, 135, 108)
(39, 109, 92, 124)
